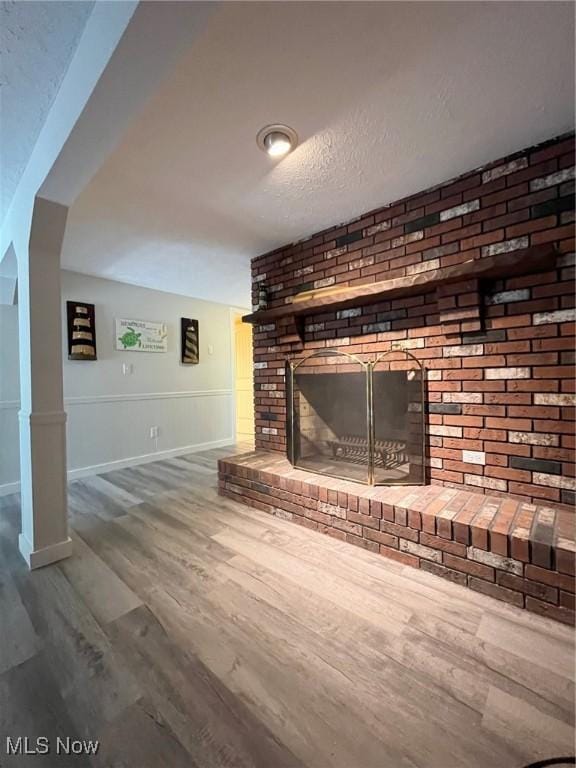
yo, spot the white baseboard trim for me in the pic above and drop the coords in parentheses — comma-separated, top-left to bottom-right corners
(19, 534, 73, 570)
(0, 436, 235, 497)
(67, 437, 235, 481)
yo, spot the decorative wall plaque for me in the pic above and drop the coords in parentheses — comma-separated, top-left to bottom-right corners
(181, 318, 199, 364)
(67, 302, 97, 360)
(115, 318, 168, 352)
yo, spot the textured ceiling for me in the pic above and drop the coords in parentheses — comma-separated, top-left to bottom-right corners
(0, 0, 94, 222)
(61, 1, 575, 308)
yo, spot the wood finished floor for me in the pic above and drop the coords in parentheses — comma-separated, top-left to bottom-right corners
(0, 447, 574, 768)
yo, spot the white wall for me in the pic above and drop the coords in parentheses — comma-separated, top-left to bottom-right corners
(0, 270, 241, 492)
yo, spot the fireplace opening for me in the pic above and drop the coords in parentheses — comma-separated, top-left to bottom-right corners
(286, 349, 425, 485)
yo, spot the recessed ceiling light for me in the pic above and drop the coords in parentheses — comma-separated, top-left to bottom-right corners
(256, 124, 298, 157)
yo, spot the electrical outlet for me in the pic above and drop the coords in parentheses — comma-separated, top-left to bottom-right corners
(150, 426, 159, 439)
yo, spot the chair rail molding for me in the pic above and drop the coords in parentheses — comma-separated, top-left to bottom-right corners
(0, 388, 233, 410)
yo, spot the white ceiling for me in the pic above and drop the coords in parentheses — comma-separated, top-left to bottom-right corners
(61, 1, 575, 308)
(0, 0, 94, 222)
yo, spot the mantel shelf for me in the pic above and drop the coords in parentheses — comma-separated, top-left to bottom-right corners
(243, 244, 556, 326)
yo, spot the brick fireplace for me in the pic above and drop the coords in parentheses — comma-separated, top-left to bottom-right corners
(219, 132, 575, 623)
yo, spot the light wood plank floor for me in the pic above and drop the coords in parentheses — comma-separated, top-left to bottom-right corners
(0, 448, 574, 768)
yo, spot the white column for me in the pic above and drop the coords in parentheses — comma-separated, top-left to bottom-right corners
(17, 198, 72, 569)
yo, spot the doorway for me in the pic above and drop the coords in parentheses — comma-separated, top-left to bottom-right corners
(233, 314, 254, 446)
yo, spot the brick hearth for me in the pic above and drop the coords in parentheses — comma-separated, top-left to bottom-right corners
(219, 450, 575, 625)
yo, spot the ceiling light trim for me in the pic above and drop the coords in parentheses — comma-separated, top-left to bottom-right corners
(256, 123, 298, 156)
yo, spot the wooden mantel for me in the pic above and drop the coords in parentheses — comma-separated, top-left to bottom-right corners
(243, 244, 556, 326)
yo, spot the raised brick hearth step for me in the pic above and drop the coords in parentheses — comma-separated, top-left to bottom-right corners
(218, 450, 576, 625)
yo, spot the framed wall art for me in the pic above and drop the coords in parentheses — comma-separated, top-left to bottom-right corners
(181, 318, 199, 364)
(115, 318, 168, 352)
(67, 301, 97, 360)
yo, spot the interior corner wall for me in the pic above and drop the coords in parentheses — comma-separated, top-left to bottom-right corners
(0, 270, 238, 493)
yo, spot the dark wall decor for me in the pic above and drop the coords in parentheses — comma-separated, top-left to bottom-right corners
(181, 318, 199, 364)
(67, 301, 97, 360)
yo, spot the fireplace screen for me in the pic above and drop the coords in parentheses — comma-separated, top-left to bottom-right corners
(286, 349, 425, 485)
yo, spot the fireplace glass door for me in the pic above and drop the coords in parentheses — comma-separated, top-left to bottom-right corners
(287, 349, 425, 486)
(288, 351, 369, 483)
(372, 355, 425, 484)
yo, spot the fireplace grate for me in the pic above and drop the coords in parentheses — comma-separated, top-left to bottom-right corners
(327, 436, 407, 469)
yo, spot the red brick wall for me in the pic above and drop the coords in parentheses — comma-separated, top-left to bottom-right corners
(251, 133, 576, 508)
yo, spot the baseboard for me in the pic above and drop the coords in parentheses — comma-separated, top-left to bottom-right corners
(67, 437, 235, 481)
(19, 534, 73, 570)
(0, 437, 235, 496)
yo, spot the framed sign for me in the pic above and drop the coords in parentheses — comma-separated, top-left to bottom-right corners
(67, 302, 97, 360)
(115, 318, 168, 352)
(181, 318, 199, 364)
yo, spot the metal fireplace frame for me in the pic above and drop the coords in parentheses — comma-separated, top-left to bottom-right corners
(286, 348, 426, 486)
